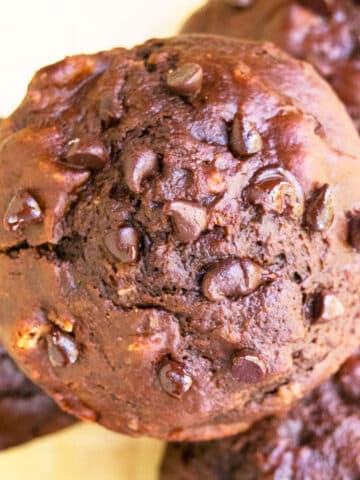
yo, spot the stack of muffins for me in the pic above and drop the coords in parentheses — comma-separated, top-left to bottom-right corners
(0, 1, 360, 478)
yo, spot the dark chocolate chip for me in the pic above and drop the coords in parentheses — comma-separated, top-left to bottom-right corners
(348, 211, 360, 251)
(167, 63, 203, 98)
(247, 166, 304, 217)
(64, 137, 109, 170)
(298, 0, 334, 16)
(166, 201, 207, 242)
(232, 349, 266, 384)
(159, 360, 193, 398)
(224, 0, 255, 7)
(104, 226, 141, 263)
(47, 330, 79, 368)
(3, 190, 43, 232)
(312, 291, 344, 323)
(305, 184, 334, 232)
(231, 115, 262, 157)
(202, 258, 274, 302)
(338, 354, 360, 401)
(122, 147, 158, 193)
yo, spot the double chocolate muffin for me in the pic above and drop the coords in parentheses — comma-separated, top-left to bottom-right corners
(182, 0, 360, 129)
(0, 344, 74, 450)
(161, 348, 360, 479)
(1, 35, 360, 440)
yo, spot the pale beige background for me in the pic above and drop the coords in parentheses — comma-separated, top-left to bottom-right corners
(0, 0, 205, 116)
(0, 0, 205, 478)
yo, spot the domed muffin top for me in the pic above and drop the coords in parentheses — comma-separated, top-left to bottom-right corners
(0, 35, 360, 440)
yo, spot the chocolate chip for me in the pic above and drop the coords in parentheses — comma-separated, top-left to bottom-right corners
(298, 0, 334, 16)
(3, 190, 43, 232)
(166, 201, 207, 242)
(231, 115, 262, 157)
(104, 226, 141, 263)
(246, 166, 304, 217)
(224, 0, 254, 7)
(202, 258, 274, 302)
(64, 137, 109, 170)
(122, 147, 158, 193)
(338, 354, 360, 401)
(159, 360, 193, 399)
(232, 349, 266, 384)
(312, 291, 344, 323)
(305, 184, 334, 232)
(47, 330, 79, 368)
(348, 211, 360, 251)
(167, 63, 203, 99)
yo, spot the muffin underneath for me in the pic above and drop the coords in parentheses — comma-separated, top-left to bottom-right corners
(161, 348, 360, 479)
(182, 0, 360, 130)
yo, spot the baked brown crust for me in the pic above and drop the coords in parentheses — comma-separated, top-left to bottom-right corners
(182, 0, 360, 130)
(0, 35, 360, 440)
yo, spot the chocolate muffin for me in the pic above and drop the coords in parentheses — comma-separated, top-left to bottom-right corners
(182, 0, 360, 130)
(161, 348, 360, 479)
(1, 35, 360, 441)
(0, 344, 75, 450)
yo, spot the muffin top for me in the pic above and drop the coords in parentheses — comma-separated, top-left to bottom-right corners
(0, 35, 360, 440)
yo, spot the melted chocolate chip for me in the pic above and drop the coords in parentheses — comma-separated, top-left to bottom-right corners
(305, 184, 334, 232)
(348, 211, 360, 251)
(166, 63, 203, 99)
(202, 258, 274, 302)
(224, 0, 254, 7)
(246, 166, 304, 217)
(298, 0, 334, 16)
(47, 330, 79, 368)
(3, 190, 43, 232)
(104, 226, 141, 263)
(166, 201, 207, 242)
(313, 291, 344, 323)
(122, 147, 158, 193)
(232, 349, 266, 384)
(231, 115, 263, 157)
(99, 97, 120, 127)
(159, 360, 193, 398)
(338, 354, 360, 401)
(64, 137, 109, 170)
